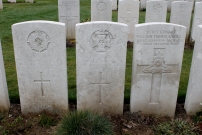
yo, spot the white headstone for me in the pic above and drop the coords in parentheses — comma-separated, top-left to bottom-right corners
(145, 0, 167, 23)
(0, 40, 10, 113)
(25, 0, 34, 3)
(76, 21, 128, 114)
(112, 0, 118, 10)
(12, 21, 68, 115)
(170, 1, 193, 40)
(140, 0, 149, 10)
(118, 0, 139, 42)
(91, 0, 112, 21)
(130, 23, 186, 117)
(191, 2, 202, 41)
(165, 0, 183, 12)
(0, 0, 3, 10)
(185, 25, 202, 114)
(58, 0, 80, 39)
(8, 0, 16, 3)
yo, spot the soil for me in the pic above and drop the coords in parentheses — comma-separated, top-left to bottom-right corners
(0, 103, 198, 135)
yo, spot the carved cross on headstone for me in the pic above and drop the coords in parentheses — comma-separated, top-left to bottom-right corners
(90, 72, 111, 112)
(34, 72, 50, 96)
(137, 49, 178, 104)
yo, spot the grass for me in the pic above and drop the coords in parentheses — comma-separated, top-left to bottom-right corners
(0, 0, 193, 104)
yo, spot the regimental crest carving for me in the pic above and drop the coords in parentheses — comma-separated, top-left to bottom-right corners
(27, 31, 50, 52)
(90, 30, 113, 52)
(153, 3, 162, 13)
(143, 50, 172, 73)
(179, 4, 186, 13)
(97, 2, 106, 11)
(121, 10, 136, 22)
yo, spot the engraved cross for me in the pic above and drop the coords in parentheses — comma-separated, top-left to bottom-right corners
(137, 49, 178, 104)
(34, 72, 50, 96)
(90, 72, 111, 105)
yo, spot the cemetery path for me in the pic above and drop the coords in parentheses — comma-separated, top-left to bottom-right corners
(0, 103, 195, 135)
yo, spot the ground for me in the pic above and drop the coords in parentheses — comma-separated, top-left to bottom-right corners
(0, 103, 196, 135)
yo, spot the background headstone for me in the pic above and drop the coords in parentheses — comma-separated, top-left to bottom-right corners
(118, 0, 139, 42)
(12, 21, 68, 115)
(0, 0, 3, 9)
(76, 21, 128, 114)
(165, 0, 183, 12)
(91, 0, 112, 21)
(185, 25, 202, 114)
(191, 2, 202, 41)
(145, 0, 167, 23)
(0, 40, 10, 113)
(8, 0, 16, 3)
(140, 0, 149, 10)
(58, 0, 80, 39)
(112, 0, 118, 10)
(130, 23, 186, 117)
(170, 1, 193, 40)
(25, 0, 34, 3)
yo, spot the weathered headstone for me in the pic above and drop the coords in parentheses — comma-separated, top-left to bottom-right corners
(12, 21, 68, 115)
(170, 1, 193, 40)
(8, 0, 16, 3)
(76, 21, 128, 114)
(191, 2, 202, 41)
(112, 0, 118, 10)
(58, 0, 80, 39)
(91, 0, 112, 21)
(0, 40, 10, 113)
(0, 0, 3, 9)
(25, 0, 34, 3)
(185, 25, 202, 114)
(130, 23, 186, 117)
(118, 0, 139, 42)
(145, 0, 167, 23)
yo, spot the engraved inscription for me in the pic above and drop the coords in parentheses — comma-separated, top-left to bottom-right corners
(137, 49, 178, 104)
(90, 30, 113, 52)
(90, 72, 111, 104)
(179, 4, 186, 13)
(27, 31, 50, 52)
(153, 3, 162, 13)
(97, 2, 106, 11)
(34, 72, 50, 96)
(121, 10, 137, 23)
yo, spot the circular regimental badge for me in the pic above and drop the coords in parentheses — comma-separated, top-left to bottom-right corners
(153, 3, 162, 13)
(27, 31, 50, 52)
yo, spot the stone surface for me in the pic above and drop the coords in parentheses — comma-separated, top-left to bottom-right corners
(8, 0, 16, 3)
(76, 21, 128, 114)
(91, 0, 112, 21)
(140, 0, 149, 10)
(118, 0, 139, 42)
(25, 0, 34, 3)
(130, 23, 186, 117)
(12, 21, 68, 115)
(170, 1, 193, 40)
(58, 0, 80, 39)
(112, 0, 117, 10)
(191, 2, 202, 41)
(0, 0, 3, 9)
(185, 25, 202, 114)
(145, 0, 167, 23)
(165, 0, 183, 12)
(0, 40, 10, 113)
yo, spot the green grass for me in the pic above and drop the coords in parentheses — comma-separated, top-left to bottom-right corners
(0, 0, 193, 104)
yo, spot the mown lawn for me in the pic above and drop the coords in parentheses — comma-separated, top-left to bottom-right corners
(0, 0, 193, 103)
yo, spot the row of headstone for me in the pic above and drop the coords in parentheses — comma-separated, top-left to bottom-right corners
(7, 0, 34, 3)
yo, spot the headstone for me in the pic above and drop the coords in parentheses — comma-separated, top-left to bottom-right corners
(25, 0, 34, 3)
(12, 21, 68, 115)
(8, 0, 16, 3)
(185, 25, 202, 114)
(170, 1, 193, 40)
(112, 0, 118, 10)
(76, 21, 128, 114)
(165, 0, 183, 12)
(91, 0, 112, 21)
(130, 23, 186, 117)
(145, 0, 167, 23)
(0, 0, 3, 9)
(191, 2, 202, 41)
(0, 40, 10, 113)
(118, 0, 139, 42)
(140, 0, 149, 10)
(58, 0, 80, 39)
